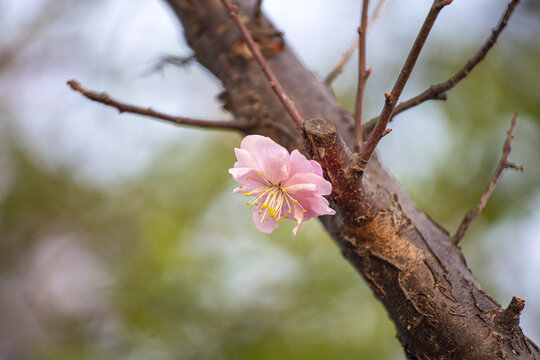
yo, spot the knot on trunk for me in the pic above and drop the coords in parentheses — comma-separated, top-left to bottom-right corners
(496, 296, 525, 332)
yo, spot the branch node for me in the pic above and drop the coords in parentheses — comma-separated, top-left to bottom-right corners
(439, 0, 453, 7)
(303, 118, 337, 149)
(303, 118, 368, 224)
(436, 92, 448, 101)
(505, 161, 524, 171)
(364, 67, 371, 80)
(496, 296, 525, 332)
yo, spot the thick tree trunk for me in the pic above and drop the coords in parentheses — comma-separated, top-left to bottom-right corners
(164, 0, 539, 358)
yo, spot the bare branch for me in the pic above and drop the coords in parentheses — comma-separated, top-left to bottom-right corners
(363, 0, 521, 134)
(141, 54, 195, 75)
(453, 113, 523, 244)
(354, 0, 370, 153)
(220, 0, 304, 128)
(357, 0, 452, 170)
(66, 80, 248, 131)
(324, 0, 389, 86)
(393, 0, 520, 117)
(324, 40, 357, 87)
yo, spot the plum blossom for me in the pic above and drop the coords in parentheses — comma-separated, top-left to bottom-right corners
(229, 135, 335, 235)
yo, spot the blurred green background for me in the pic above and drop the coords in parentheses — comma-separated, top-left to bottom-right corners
(0, 0, 539, 359)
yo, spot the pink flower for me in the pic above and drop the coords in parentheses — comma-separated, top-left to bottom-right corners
(229, 135, 335, 235)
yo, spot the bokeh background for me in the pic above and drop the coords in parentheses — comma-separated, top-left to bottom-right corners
(1, 0, 539, 359)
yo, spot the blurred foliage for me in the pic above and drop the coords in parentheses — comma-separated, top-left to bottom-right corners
(0, 132, 401, 359)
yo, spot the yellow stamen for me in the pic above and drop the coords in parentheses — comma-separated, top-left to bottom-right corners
(276, 218, 281, 222)
(265, 189, 269, 194)
(257, 211, 261, 214)
(293, 199, 298, 203)
(250, 204, 254, 207)
(302, 210, 306, 213)
(258, 172, 262, 177)
(239, 185, 243, 189)
(254, 203, 259, 206)
(245, 176, 248, 180)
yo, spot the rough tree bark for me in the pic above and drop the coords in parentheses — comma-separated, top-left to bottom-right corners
(164, 1, 538, 358)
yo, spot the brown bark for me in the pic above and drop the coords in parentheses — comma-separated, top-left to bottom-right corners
(164, 0, 539, 358)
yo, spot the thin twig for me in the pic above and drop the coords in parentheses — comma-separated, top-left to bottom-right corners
(324, 0, 389, 86)
(325, 41, 357, 87)
(357, 0, 452, 169)
(453, 113, 523, 244)
(141, 54, 196, 75)
(393, 0, 520, 117)
(220, 0, 304, 128)
(354, 0, 370, 152)
(363, 0, 520, 133)
(67, 80, 248, 130)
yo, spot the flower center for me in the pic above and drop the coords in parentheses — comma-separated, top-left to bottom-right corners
(242, 178, 305, 223)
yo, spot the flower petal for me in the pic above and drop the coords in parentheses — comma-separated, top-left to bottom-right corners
(228, 167, 267, 186)
(230, 135, 335, 236)
(283, 173, 332, 196)
(287, 150, 314, 176)
(241, 135, 289, 184)
(291, 203, 305, 236)
(232, 182, 259, 194)
(284, 183, 318, 198)
(310, 160, 324, 177)
(234, 148, 259, 168)
(252, 209, 280, 233)
(296, 194, 336, 218)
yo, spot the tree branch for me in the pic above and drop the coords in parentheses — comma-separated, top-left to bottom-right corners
(159, 1, 540, 357)
(67, 80, 248, 130)
(453, 112, 523, 244)
(393, 0, 520, 117)
(357, 0, 452, 169)
(324, 0, 388, 86)
(363, 0, 520, 134)
(219, 0, 305, 128)
(354, 0, 370, 153)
